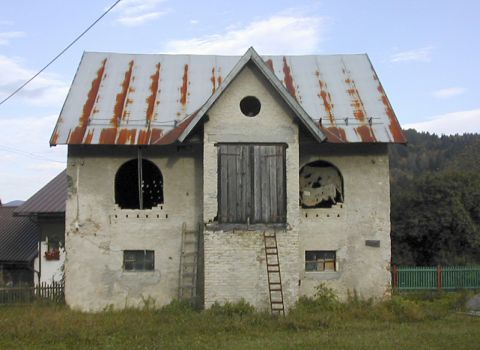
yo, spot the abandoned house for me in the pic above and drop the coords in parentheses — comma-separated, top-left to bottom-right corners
(50, 47, 406, 312)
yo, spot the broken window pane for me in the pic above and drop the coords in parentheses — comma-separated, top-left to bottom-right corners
(299, 161, 343, 208)
(115, 159, 164, 209)
(305, 251, 336, 272)
(123, 250, 154, 271)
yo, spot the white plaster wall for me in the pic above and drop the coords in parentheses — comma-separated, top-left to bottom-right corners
(298, 143, 391, 300)
(203, 64, 301, 311)
(34, 241, 65, 286)
(65, 145, 203, 311)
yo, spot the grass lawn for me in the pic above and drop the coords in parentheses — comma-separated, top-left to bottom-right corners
(0, 292, 479, 349)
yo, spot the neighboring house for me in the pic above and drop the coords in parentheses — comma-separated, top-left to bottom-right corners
(14, 171, 67, 285)
(0, 206, 39, 287)
(50, 47, 406, 312)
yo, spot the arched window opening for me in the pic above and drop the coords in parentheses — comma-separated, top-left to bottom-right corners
(115, 159, 163, 209)
(299, 160, 343, 208)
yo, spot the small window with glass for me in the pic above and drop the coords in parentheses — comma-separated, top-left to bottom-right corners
(305, 251, 336, 272)
(123, 250, 154, 271)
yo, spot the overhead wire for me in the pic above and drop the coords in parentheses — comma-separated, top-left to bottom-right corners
(0, 0, 123, 107)
(0, 144, 65, 164)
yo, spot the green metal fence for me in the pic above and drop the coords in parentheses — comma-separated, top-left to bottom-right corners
(392, 266, 480, 291)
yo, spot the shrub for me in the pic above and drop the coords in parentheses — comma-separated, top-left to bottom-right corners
(207, 299, 255, 317)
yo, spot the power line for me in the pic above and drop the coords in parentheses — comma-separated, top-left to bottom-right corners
(0, 144, 65, 164)
(0, 0, 123, 107)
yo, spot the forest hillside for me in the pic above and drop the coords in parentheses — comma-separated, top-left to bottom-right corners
(390, 129, 480, 265)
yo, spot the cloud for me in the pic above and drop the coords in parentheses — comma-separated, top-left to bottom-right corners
(117, 11, 166, 26)
(432, 87, 466, 99)
(0, 55, 69, 107)
(390, 46, 434, 63)
(164, 14, 329, 55)
(404, 108, 480, 135)
(113, 0, 168, 27)
(0, 114, 66, 202)
(0, 31, 25, 45)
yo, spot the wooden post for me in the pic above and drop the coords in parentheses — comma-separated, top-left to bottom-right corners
(393, 265, 398, 289)
(437, 265, 443, 290)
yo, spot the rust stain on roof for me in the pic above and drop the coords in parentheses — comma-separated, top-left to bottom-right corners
(376, 76, 406, 143)
(146, 63, 161, 123)
(68, 58, 107, 143)
(152, 113, 197, 145)
(355, 125, 377, 142)
(316, 70, 335, 125)
(342, 68, 367, 123)
(117, 129, 137, 144)
(112, 60, 134, 128)
(265, 59, 274, 72)
(137, 129, 151, 145)
(211, 67, 217, 93)
(282, 57, 296, 99)
(99, 128, 117, 144)
(321, 126, 347, 143)
(84, 129, 94, 144)
(180, 64, 189, 106)
(137, 128, 163, 145)
(342, 62, 378, 142)
(50, 130, 59, 145)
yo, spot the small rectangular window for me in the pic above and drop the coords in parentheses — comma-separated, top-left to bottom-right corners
(123, 250, 154, 271)
(305, 251, 336, 272)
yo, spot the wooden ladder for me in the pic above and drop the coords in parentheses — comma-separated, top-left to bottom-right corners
(264, 231, 285, 316)
(178, 223, 199, 303)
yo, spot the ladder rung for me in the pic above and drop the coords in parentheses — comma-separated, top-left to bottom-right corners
(267, 263, 279, 266)
(269, 282, 281, 285)
(182, 252, 197, 257)
(270, 288, 282, 292)
(271, 301, 284, 304)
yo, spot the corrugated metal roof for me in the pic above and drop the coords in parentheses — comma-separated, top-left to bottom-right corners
(14, 170, 67, 216)
(51, 48, 405, 145)
(0, 207, 39, 262)
(179, 47, 326, 143)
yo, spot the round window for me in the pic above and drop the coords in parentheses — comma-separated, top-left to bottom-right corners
(239, 96, 261, 117)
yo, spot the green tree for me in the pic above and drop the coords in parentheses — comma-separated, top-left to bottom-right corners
(392, 172, 480, 265)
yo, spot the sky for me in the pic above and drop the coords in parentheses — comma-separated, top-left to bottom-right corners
(0, 0, 479, 202)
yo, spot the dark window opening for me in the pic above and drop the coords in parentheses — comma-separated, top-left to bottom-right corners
(299, 160, 343, 208)
(123, 250, 154, 271)
(218, 144, 286, 224)
(115, 158, 163, 209)
(305, 251, 336, 272)
(239, 96, 261, 117)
